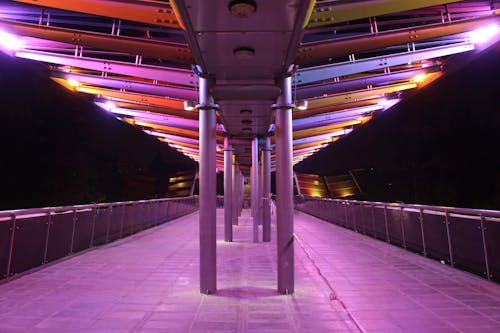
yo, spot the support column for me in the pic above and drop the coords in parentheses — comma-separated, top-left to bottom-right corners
(259, 148, 264, 225)
(224, 137, 233, 242)
(251, 136, 259, 242)
(232, 161, 239, 226)
(198, 77, 217, 294)
(263, 136, 272, 242)
(275, 76, 295, 294)
(239, 172, 244, 216)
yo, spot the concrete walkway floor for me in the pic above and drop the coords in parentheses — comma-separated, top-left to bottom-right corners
(0, 209, 499, 333)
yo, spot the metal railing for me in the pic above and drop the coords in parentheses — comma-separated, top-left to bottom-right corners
(295, 196, 500, 283)
(0, 196, 198, 280)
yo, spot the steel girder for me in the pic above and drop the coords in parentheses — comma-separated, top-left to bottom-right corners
(0, 19, 192, 63)
(53, 72, 197, 100)
(94, 103, 199, 131)
(293, 105, 384, 131)
(308, 0, 463, 28)
(307, 82, 417, 110)
(15, 49, 195, 86)
(13, 0, 181, 29)
(294, 42, 474, 85)
(292, 130, 352, 147)
(297, 13, 500, 65)
(295, 66, 440, 99)
(75, 86, 184, 109)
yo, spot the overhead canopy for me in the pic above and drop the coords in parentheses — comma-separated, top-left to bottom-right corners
(1, 0, 499, 171)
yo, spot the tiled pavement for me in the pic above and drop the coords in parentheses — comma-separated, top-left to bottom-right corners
(0, 209, 499, 332)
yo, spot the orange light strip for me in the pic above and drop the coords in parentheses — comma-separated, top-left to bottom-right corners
(308, 82, 417, 109)
(75, 86, 184, 110)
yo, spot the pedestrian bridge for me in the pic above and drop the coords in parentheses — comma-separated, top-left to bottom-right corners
(1, 199, 499, 333)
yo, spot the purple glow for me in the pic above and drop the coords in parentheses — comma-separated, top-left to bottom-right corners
(94, 101, 117, 111)
(469, 24, 500, 43)
(0, 30, 22, 52)
(378, 98, 400, 111)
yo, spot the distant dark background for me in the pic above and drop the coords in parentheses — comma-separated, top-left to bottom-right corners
(1, 41, 499, 211)
(0, 53, 195, 210)
(296, 42, 500, 210)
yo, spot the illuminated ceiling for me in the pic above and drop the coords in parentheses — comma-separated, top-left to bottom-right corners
(1, 0, 499, 171)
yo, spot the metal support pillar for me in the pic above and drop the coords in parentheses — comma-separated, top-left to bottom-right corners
(232, 161, 239, 226)
(224, 137, 233, 242)
(259, 148, 264, 225)
(251, 136, 259, 242)
(198, 77, 217, 294)
(239, 172, 244, 216)
(274, 76, 295, 294)
(263, 136, 272, 242)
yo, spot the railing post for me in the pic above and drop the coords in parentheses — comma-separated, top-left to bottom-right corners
(444, 211, 454, 266)
(70, 209, 77, 254)
(90, 206, 97, 247)
(119, 204, 126, 238)
(480, 214, 491, 280)
(400, 206, 407, 249)
(43, 211, 52, 264)
(419, 208, 427, 257)
(371, 204, 376, 238)
(384, 204, 390, 242)
(5, 215, 17, 278)
(106, 205, 113, 243)
(343, 202, 349, 228)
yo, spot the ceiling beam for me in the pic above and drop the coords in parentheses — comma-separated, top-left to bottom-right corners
(53, 71, 197, 100)
(106, 100, 199, 120)
(293, 98, 383, 119)
(95, 103, 199, 131)
(308, 82, 417, 109)
(308, 0, 463, 28)
(13, 0, 181, 29)
(296, 65, 440, 99)
(0, 19, 192, 63)
(293, 120, 361, 140)
(295, 42, 474, 85)
(293, 104, 383, 131)
(75, 86, 184, 109)
(15, 49, 195, 85)
(298, 13, 500, 65)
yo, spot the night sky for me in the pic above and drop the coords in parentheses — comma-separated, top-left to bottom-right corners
(296, 41, 500, 209)
(0, 53, 196, 210)
(1, 41, 499, 211)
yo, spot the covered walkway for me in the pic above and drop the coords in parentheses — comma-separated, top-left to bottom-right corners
(1, 209, 499, 333)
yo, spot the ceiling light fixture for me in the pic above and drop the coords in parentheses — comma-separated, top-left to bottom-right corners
(228, 0, 257, 18)
(412, 73, 426, 83)
(67, 78, 80, 87)
(296, 100, 308, 111)
(234, 47, 255, 59)
(469, 24, 500, 44)
(183, 100, 195, 111)
(0, 30, 22, 52)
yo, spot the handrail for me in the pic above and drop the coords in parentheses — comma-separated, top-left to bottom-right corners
(0, 196, 199, 280)
(0, 196, 198, 219)
(297, 196, 500, 218)
(296, 196, 500, 283)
